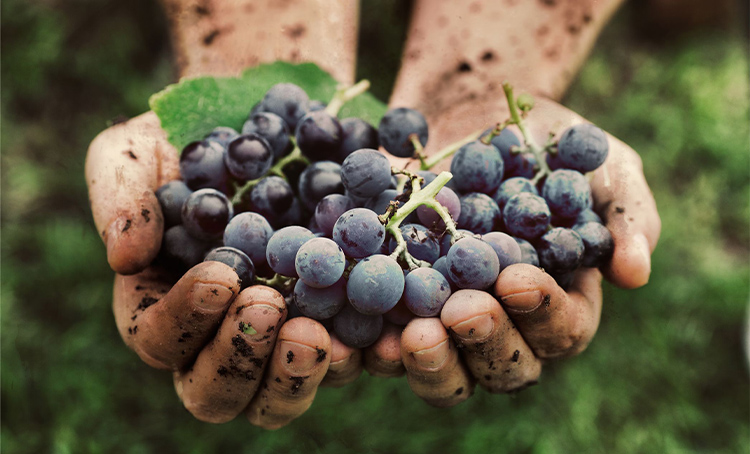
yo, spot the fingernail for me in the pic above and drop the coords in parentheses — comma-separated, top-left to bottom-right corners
(501, 290, 544, 313)
(280, 340, 323, 375)
(634, 233, 651, 270)
(451, 314, 494, 340)
(412, 339, 449, 370)
(236, 304, 282, 341)
(190, 282, 235, 311)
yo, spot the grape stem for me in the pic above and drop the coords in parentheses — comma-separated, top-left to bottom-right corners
(325, 80, 371, 117)
(421, 130, 484, 170)
(231, 143, 308, 206)
(409, 134, 428, 168)
(255, 273, 294, 293)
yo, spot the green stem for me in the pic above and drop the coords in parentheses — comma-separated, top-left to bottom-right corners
(409, 134, 428, 168)
(325, 80, 371, 117)
(422, 130, 484, 170)
(255, 273, 293, 289)
(480, 120, 513, 144)
(502, 82, 551, 184)
(422, 199, 461, 240)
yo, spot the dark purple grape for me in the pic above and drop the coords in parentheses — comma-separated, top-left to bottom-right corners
(542, 169, 591, 219)
(439, 229, 478, 256)
(511, 152, 538, 179)
(162, 225, 213, 269)
(295, 238, 346, 288)
(204, 247, 255, 289)
(338, 117, 379, 163)
(492, 177, 538, 211)
(457, 193, 502, 234)
(556, 124, 609, 173)
(347, 255, 404, 315)
(294, 277, 347, 320)
(249, 176, 295, 224)
(242, 112, 293, 160)
(388, 224, 440, 264)
(225, 133, 274, 181)
(514, 237, 540, 267)
(297, 161, 345, 211)
(432, 256, 458, 290)
(181, 189, 234, 241)
(314, 194, 355, 237)
(333, 304, 383, 348)
(341, 149, 392, 198)
(223, 212, 273, 267)
(450, 140, 504, 194)
(403, 268, 451, 317)
(266, 226, 316, 277)
(572, 221, 614, 268)
(446, 237, 500, 290)
(258, 83, 310, 129)
(537, 227, 584, 274)
(483, 232, 522, 270)
(378, 108, 428, 158)
(365, 189, 399, 215)
(416, 187, 461, 230)
(295, 111, 343, 162)
(156, 180, 192, 227)
(204, 126, 239, 148)
(576, 209, 603, 225)
(332, 208, 385, 258)
(486, 127, 522, 172)
(179, 140, 231, 192)
(503, 193, 551, 240)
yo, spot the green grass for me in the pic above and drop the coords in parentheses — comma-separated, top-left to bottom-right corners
(2, 1, 748, 453)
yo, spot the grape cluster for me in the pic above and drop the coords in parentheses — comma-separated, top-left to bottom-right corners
(154, 81, 614, 349)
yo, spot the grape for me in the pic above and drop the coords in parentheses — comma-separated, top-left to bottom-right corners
(179, 140, 231, 192)
(249, 176, 295, 225)
(416, 187, 461, 230)
(308, 100, 327, 112)
(403, 268, 451, 317)
(340, 149, 392, 198)
(225, 133, 274, 181)
(332, 208, 385, 258)
(572, 221, 614, 267)
(338, 117, 379, 163)
(293, 278, 347, 320)
(265, 226, 315, 277)
(281, 158, 308, 195)
(537, 227, 584, 274)
(503, 193, 551, 240)
(273, 198, 303, 229)
(432, 256, 458, 290)
(514, 237, 540, 267)
(223, 212, 273, 267)
(492, 177, 538, 210)
(333, 304, 383, 348)
(576, 209, 603, 225)
(510, 152, 538, 179)
(314, 194, 355, 237)
(295, 111, 343, 162)
(383, 300, 416, 326)
(439, 229, 478, 256)
(258, 83, 310, 129)
(181, 189, 234, 241)
(242, 112, 292, 160)
(295, 238, 346, 288)
(378, 108, 428, 158)
(297, 161, 345, 211)
(556, 124, 609, 172)
(483, 232, 523, 270)
(347, 254, 404, 315)
(365, 189, 399, 214)
(542, 169, 591, 219)
(162, 225, 212, 269)
(450, 140, 504, 194)
(416, 170, 437, 187)
(204, 247, 255, 289)
(457, 192, 502, 234)
(344, 190, 370, 208)
(546, 150, 565, 171)
(388, 224, 440, 264)
(205, 126, 239, 148)
(446, 237, 500, 290)
(155, 180, 192, 228)
(486, 127, 522, 172)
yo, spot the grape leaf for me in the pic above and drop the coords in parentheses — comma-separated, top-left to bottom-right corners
(149, 61, 387, 151)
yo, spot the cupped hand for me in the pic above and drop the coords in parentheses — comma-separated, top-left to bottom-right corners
(372, 97, 661, 406)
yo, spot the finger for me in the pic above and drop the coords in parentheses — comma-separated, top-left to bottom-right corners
(113, 261, 240, 370)
(401, 318, 474, 407)
(246, 317, 332, 430)
(590, 136, 661, 289)
(85, 112, 180, 275)
(175, 286, 286, 423)
(364, 323, 405, 378)
(495, 264, 602, 359)
(321, 334, 363, 387)
(441, 290, 542, 393)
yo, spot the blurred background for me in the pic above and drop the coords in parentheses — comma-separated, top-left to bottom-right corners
(1, 0, 748, 453)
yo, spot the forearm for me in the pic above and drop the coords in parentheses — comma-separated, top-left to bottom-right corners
(161, 0, 359, 83)
(390, 0, 623, 117)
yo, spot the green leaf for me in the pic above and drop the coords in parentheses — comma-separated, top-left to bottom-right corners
(239, 321, 256, 336)
(149, 61, 388, 151)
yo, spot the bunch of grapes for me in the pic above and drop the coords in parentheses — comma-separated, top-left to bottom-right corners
(154, 81, 613, 349)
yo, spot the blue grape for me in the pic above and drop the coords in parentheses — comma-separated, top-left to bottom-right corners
(446, 237, 500, 290)
(294, 278, 347, 320)
(242, 112, 292, 160)
(162, 225, 213, 269)
(265, 226, 315, 277)
(403, 268, 451, 317)
(450, 140, 504, 194)
(486, 127, 522, 172)
(295, 238, 346, 288)
(295, 111, 343, 162)
(347, 254, 404, 315)
(432, 256, 458, 290)
(205, 126, 239, 148)
(537, 227, 584, 274)
(341, 149, 392, 198)
(333, 304, 383, 348)
(181, 189, 234, 240)
(223, 212, 273, 267)
(258, 83, 310, 129)
(249, 176, 295, 225)
(492, 177, 538, 210)
(179, 140, 231, 192)
(388, 224, 440, 264)
(297, 161, 345, 211)
(378, 108, 428, 158)
(572, 221, 614, 268)
(503, 193, 551, 240)
(204, 247, 255, 289)
(314, 194, 355, 237)
(457, 192, 502, 234)
(556, 124, 609, 172)
(225, 133, 274, 181)
(338, 117, 379, 163)
(482, 232, 523, 270)
(332, 208, 385, 258)
(156, 180, 192, 227)
(511, 152, 538, 179)
(344, 190, 370, 207)
(576, 209, 603, 225)
(365, 189, 399, 214)
(514, 237, 540, 267)
(542, 169, 591, 219)
(439, 229, 478, 256)
(416, 187, 461, 230)
(546, 150, 566, 171)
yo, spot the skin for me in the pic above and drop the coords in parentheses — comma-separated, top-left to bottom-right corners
(85, 0, 661, 425)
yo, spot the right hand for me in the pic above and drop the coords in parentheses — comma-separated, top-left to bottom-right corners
(85, 112, 383, 429)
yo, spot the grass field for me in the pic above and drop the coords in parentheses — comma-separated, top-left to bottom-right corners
(2, 1, 748, 453)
